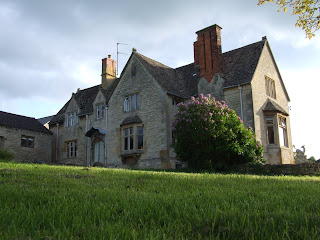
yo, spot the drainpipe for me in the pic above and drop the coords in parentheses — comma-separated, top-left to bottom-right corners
(56, 123, 59, 162)
(105, 105, 109, 167)
(85, 114, 89, 166)
(238, 85, 244, 121)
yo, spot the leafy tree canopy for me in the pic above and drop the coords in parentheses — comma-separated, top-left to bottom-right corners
(172, 94, 264, 171)
(258, 0, 320, 39)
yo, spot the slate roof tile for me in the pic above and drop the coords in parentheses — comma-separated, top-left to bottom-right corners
(134, 39, 266, 98)
(50, 79, 119, 125)
(0, 111, 53, 135)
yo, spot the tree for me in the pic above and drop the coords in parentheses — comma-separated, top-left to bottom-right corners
(171, 94, 264, 171)
(258, 0, 320, 39)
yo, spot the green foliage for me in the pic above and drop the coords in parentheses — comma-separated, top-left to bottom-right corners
(0, 149, 14, 162)
(1, 162, 320, 239)
(172, 94, 264, 171)
(308, 156, 316, 162)
(258, 0, 320, 39)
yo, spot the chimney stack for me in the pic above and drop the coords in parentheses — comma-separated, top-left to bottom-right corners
(194, 24, 223, 82)
(101, 55, 116, 89)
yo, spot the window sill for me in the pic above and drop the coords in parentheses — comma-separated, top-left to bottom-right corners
(121, 150, 144, 157)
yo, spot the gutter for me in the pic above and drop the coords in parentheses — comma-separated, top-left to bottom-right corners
(238, 85, 244, 121)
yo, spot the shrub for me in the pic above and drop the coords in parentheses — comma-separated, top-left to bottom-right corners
(0, 149, 14, 162)
(171, 94, 264, 171)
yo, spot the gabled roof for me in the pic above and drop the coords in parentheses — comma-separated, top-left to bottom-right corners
(135, 53, 199, 98)
(50, 80, 119, 125)
(131, 39, 266, 98)
(263, 99, 289, 116)
(120, 115, 143, 127)
(0, 111, 53, 135)
(37, 115, 54, 125)
(223, 40, 265, 88)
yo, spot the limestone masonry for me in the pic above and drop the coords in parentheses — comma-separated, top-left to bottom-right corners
(0, 24, 294, 167)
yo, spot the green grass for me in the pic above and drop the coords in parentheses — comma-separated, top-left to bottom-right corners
(1, 162, 320, 239)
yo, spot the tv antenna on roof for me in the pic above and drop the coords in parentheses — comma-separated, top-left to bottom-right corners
(117, 42, 128, 76)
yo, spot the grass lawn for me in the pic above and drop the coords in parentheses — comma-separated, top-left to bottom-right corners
(0, 162, 320, 239)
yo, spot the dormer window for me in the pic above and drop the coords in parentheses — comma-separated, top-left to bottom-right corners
(66, 111, 78, 127)
(96, 104, 105, 119)
(124, 93, 140, 112)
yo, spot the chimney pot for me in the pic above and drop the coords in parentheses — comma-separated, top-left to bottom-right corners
(101, 55, 116, 90)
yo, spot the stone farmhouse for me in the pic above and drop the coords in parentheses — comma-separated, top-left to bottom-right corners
(0, 111, 53, 162)
(48, 24, 294, 169)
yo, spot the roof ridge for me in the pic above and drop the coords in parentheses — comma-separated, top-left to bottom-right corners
(0, 110, 36, 120)
(135, 52, 173, 69)
(222, 39, 265, 55)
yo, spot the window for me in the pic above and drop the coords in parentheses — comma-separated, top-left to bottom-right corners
(265, 76, 276, 99)
(96, 104, 105, 119)
(132, 65, 136, 77)
(21, 135, 34, 148)
(122, 126, 143, 151)
(66, 141, 77, 158)
(172, 96, 184, 105)
(137, 127, 143, 150)
(278, 116, 288, 147)
(67, 112, 78, 127)
(266, 117, 275, 144)
(124, 93, 140, 112)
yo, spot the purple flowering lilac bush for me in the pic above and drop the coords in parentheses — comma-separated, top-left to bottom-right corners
(171, 94, 264, 170)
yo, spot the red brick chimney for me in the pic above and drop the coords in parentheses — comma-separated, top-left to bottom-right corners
(101, 55, 116, 90)
(194, 24, 223, 82)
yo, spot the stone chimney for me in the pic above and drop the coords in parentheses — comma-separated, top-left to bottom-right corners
(194, 24, 223, 82)
(101, 55, 116, 89)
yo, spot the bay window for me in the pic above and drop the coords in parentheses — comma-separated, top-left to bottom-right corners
(122, 126, 143, 152)
(278, 116, 288, 147)
(66, 140, 77, 158)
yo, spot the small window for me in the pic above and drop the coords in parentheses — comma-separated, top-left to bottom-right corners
(123, 93, 140, 112)
(96, 104, 105, 119)
(66, 141, 77, 158)
(124, 97, 130, 112)
(132, 65, 136, 77)
(278, 116, 288, 147)
(266, 117, 275, 144)
(67, 112, 77, 127)
(21, 135, 34, 148)
(172, 96, 184, 105)
(265, 76, 276, 99)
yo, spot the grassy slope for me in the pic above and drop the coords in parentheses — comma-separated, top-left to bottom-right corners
(0, 162, 320, 239)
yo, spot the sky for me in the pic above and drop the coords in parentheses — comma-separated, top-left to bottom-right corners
(0, 0, 319, 159)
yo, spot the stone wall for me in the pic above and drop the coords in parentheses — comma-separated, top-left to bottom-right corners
(251, 42, 294, 164)
(0, 126, 52, 163)
(223, 84, 254, 128)
(228, 163, 320, 176)
(107, 53, 170, 169)
(50, 92, 109, 166)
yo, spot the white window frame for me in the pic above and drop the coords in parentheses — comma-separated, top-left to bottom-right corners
(96, 104, 105, 119)
(266, 116, 275, 145)
(278, 116, 288, 147)
(67, 111, 78, 127)
(123, 93, 140, 112)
